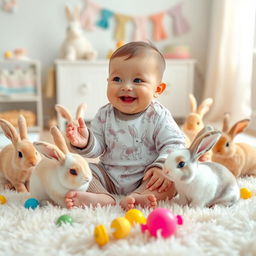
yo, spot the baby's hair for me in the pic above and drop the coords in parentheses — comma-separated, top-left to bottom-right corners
(110, 41, 166, 76)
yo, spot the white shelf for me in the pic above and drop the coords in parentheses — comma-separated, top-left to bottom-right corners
(0, 59, 43, 132)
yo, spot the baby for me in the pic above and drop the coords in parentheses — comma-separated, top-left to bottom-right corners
(65, 41, 186, 210)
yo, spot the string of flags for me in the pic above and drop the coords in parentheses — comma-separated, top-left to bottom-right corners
(1, 0, 17, 13)
(80, 0, 190, 42)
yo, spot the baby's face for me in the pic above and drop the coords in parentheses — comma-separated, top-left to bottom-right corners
(107, 54, 162, 114)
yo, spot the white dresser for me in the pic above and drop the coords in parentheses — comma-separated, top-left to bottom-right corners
(55, 59, 196, 129)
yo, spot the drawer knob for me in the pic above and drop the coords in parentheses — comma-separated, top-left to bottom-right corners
(79, 84, 89, 95)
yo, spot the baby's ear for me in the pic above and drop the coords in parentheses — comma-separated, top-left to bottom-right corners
(155, 83, 166, 96)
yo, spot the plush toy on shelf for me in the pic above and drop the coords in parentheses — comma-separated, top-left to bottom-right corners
(212, 113, 256, 177)
(61, 6, 97, 61)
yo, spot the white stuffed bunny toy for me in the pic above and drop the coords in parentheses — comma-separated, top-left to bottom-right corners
(61, 6, 97, 61)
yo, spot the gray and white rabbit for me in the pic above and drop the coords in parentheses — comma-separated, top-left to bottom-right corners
(164, 126, 240, 208)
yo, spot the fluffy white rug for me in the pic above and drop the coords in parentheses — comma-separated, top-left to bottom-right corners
(1, 177, 256, 256)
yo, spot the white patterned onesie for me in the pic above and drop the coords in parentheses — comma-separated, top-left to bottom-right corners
(73, 101, 186, 195)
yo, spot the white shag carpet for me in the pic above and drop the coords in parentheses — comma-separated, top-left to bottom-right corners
(1, 177, 256, 256)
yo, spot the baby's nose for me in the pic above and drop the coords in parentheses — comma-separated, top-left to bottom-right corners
(121, 83, 133, 91)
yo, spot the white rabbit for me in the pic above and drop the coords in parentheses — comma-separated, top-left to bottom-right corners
(164, 126, 240, 208)
(61, 6, 97, 61)
(30, 126, 92, 207)
(0, 115, 41, 192)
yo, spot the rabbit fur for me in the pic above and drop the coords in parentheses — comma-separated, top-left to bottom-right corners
(30, 126, 92, 207)
(164, 126, 240, 208)
(212, 113, 256, 177)
(182, 94, 213, 144)
(0, 115, 41, 192)
(61, 6, 97, 61)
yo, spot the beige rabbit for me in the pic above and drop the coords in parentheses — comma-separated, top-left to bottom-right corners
(30, 126, 92, 207)
(182, 94, 213, 144)
(61, 6, 97, 61)
(0, 115, 41, 192)
(212, 113, 256, 177)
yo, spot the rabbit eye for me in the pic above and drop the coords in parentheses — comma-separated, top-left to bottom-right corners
(197, 122, 200, 125)
(226, 142, 230, 147)
(177, 161, 186, 168)
(18, 151, 23, 158)
(69, 169, 78, 176)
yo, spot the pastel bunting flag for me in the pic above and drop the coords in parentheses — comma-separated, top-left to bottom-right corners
(150, 12, 168, 41)
(97, 9, 114, 29)
(115, 14, 131, 41)
(133, 16, 148, 41)
(80, 0, 101, 30)
(167, 3, 190, 36)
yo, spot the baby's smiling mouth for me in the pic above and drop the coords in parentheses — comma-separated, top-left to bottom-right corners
(119, 96, 137, 103)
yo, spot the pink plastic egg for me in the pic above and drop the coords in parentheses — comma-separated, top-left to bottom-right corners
(141, 208, 183, 238)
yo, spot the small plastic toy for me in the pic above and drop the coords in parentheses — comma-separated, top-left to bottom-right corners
(111, 217, 131, 239)
(125, 209, 146, 225)
(94, 210, 144, 246)
(240, 187, 252, 199)
(56, 214, 74, 226)
(24, 198, 39, 209)
(0, 195, 7, 204)
(141, 208, 183, 238)
(94, 225, 109, 246)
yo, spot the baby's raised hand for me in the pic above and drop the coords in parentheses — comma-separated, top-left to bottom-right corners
(143, 167, 172, 192)
(66, 117, 89, 148)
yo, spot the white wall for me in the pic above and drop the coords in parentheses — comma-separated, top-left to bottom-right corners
(0, 0, 212, 125)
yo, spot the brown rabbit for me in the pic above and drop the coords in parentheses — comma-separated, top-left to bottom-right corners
(212, 113, 256, 177)
(182, 94, 213, 144)
(0, 115, 41, 192)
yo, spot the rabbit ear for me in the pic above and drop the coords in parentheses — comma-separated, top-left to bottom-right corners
(189, 94, 197, 113)
(65, 6, 73, 21)
(76, 103, 86, 120)
(74, 6, 81, 20)
(34, 141, 65, 162)
(228, 119, 250, 139)
(18, 115, 28, 140)
(0, 119, 20, 146)
(55, 104, 73, 123)
(222, 113, 230, 132)
(197, 98, 213, 117)
(189, 127, 221, 161)
(50, 126, 69, 154)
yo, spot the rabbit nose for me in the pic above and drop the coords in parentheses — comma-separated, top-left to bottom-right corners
(29, 159, 37, 166)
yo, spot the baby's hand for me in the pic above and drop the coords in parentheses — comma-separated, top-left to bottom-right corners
(66, 117, 89, 148)
(143, 167, 172, 192)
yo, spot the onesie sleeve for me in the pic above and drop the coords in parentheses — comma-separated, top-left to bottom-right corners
(146, 108, 186, 171)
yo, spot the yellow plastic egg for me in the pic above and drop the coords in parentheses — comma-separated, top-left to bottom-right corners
(0, 195, 7, 204)
(240, 188, 252, 199)
(111, 217, 131, 239)
(125, 209, 146, 225)
(94, 224, 109, 246)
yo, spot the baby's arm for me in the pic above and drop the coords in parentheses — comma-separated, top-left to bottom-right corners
(143, 167, 172, 192)
(66, 117, 89, 148)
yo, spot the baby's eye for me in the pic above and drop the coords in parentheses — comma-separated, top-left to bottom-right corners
(113, 76, 122, 82)
(133, 78, 143, 83)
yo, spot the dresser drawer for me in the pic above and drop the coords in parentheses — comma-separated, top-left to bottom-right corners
(56, 61, 109, 130)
